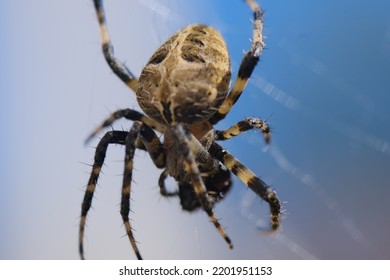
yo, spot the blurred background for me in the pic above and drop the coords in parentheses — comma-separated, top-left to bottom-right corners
(1, 0, 389, 259)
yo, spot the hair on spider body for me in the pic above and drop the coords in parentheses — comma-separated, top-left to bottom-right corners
(79, 0, 282, 260)
(137, 24, 231, 125)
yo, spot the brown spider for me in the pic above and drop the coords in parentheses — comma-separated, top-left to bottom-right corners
(79, 0, 281, 260)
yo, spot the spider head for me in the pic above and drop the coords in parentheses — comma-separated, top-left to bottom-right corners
(178, 165, 232, 212)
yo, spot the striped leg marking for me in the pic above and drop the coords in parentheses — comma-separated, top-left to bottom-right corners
(171, 125, 233, 249)
(79, 130, 128, 260)
(215, 117, 271, 144)
(85, 108, 164, 145)
(210, 0, 264, 124)
(80, 123, 166, 260)
(139, 124, 166, 168)
(209, 142, 281, 231)
(93, 0, 138, 92)
(120, 122, 143, 260)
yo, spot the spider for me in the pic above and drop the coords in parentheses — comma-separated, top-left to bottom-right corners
(79, 0, 282, 260)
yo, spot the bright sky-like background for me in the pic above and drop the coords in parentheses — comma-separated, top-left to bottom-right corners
(1, 0, 390, 259)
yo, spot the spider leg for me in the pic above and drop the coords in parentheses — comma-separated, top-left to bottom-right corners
(80, 122, 167, 260)
(120, 122, 143, 260)
(139, 124, 165, 168)
(209, 142, 281, 231)
(118, 122, 167, 260)
(215, 117, 271, 144)
(119, 122, 168, 260)
(85, 108, 164, 144)
(171, 124, 233, 249)
(92, 0, 138, 92)
(79, 130, 128, 260)
(158, 169, 179, 197)
(210, 0, 264, 124)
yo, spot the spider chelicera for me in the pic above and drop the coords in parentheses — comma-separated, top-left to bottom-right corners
(79, 0, 282, 260)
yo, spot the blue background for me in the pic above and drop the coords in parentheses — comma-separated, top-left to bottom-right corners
(1, 0, 390, 259)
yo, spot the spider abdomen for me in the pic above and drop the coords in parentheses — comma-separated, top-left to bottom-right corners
(137, 24, 231, 125)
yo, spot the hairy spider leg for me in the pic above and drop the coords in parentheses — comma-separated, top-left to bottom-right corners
(215, 117, 271, 144)
(138, 124, 166, 168)
(79, 130, 128, 260)
(158, 169, 179, 197)
(210, 0, 264, 124)
(171, 124, 233, 249)
(85, 109, 164, 144)
(93, 0, 138, 92)
(209, 142, 281, 231)
(120, 122, 143, 260)
(80, 123, 167, 260)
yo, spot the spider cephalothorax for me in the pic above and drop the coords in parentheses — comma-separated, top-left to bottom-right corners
(80, 0, 282, 260)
